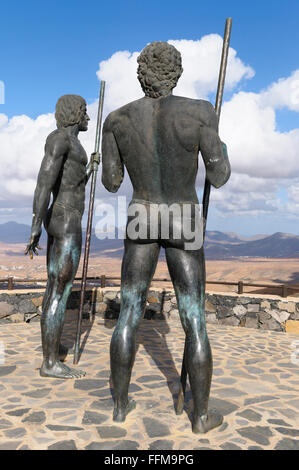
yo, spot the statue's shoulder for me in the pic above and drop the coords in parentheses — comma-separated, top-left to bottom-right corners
(104, 98, 145, 129)
(45, 128, 69, 152)
(172, 96, 214, 123)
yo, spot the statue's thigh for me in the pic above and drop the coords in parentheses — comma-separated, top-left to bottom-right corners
(165, 247, 206, 330)
(121, 239, 160, 287)
(49, 235, 81, 283)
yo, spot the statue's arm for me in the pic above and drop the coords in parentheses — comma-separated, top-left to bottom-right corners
(199, 102, 231, 188)
(25, 134, 68, 257)
(101, 114, 124, 193)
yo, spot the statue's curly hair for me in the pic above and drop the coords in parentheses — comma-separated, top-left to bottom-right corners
(137, 42, 183, 98)
(55, 95, 86, 129)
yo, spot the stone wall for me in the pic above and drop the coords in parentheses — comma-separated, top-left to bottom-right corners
(0, 287, 298, 333)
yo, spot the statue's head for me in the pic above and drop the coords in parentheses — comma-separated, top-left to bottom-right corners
(137, 42, 183, 98)
(55, 94, 89, 131)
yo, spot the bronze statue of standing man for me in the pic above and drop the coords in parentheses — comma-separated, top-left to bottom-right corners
(26, 95, 97, 379)
(102, 42, 231, 432)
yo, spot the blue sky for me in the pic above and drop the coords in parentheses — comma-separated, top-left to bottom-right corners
(1, 0, 298, 124)
(0, 0, 299, 235)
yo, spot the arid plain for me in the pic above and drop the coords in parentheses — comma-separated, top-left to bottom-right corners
(1, 241, 299, 296)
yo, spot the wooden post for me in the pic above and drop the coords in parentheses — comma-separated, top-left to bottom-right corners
(8, 277, 13, 290)
(238, 281, 244, 295)
(101, 275, 106, 288)
(282, 285, 288, 298)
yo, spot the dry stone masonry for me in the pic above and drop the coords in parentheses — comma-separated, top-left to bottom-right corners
(0, 288, 298, 333)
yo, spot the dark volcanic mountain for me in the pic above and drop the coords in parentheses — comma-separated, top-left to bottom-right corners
(0, 222, 299, 259)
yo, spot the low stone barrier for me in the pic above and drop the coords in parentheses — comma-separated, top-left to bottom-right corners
(0, 287, 298, 333)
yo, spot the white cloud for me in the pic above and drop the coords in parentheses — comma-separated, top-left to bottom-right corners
(0, 113, 55, 199)
(260, 69, 299, 112)
(169, 36, 254, 99)
(97, 51, 143, 114)
(220, 91, 299, 179)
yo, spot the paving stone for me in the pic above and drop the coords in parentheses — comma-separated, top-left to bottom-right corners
(5, 427, 26, 438)
(44, 399, 86, 409)
(214, 377, 236, 385)
(85, 440, 139, 450)
(236, 410, 262, 422)
(142, 400, 160, 410)
(46, 424, 84, 431)
(267, 419, 292, 427)
(245, 366, 264, 374)
(129, 383, 143, 392)
(237, 426, 273, 446)
(245, 358, 264, 365)
(48, 440, 77, 450)
(214, 387, 246, 398)
(0, 441, 21, 450)
(144, 382, 166, 389)
(0, 365, 16, 376)
(82, 410, 109, 425)
(209, 397, 239, 416)
(88, 388, 112, 398)
(22, 388, 51, 398)
(143, 418, 170, 438)
(22, 411, 46, 424)
(288, 399, 299, 410)
(220, 442, 242, 450)
(0, 418, 13, 429)
(275, 427, 299, 437)
(96, 425, 127, 438)
(213, 368, 224, 376)
(218, 422, 229, 432)
(194, 447, 212, 450)
(244, 395, 278, 406)
(274, 438, 299, 450)
(90, 398, 114, 410)
(6, 408, 31, 417)
(74, 379, 107, 390)
(95, 370, 110, 378)
(137, 375, 164, 383)
(148, 440, 174, 450)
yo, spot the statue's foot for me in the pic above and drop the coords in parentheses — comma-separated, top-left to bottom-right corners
(58, 343, 68, 361)
(113, 399, 136, 423)
(40, 360, 86, 379)
(192, 410, 223, 434)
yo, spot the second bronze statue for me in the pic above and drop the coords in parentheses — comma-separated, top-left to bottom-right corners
(101, 41, 231, 433)
(25, 95, 99, 379)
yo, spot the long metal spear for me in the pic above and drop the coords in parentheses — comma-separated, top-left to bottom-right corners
(176, 18, 232, 415)
(73, 81, 106, 365)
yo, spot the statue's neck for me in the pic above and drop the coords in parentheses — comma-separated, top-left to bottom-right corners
(65, 124, 79, 137)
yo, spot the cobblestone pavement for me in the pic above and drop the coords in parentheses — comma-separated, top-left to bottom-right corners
(0, 311, 298, 450)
